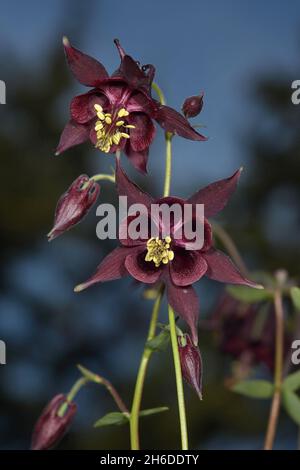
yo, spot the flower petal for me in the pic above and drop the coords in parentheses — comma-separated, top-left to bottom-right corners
(203, 248, 261, 288)
(169, 249, 207, 286)
(115, 159, 154, 208)
(155, 105, 207, 141)
(125, 248, 163, 284)
(128, 113, 156, 152)
(74, 246, 130, 292)
(124, 145, 149, 174)
(55, 120, 90, 155)
(63, 37, 108, 86)
(70, 92, 108, 124)
(166, 280, 199, 345)
(188, 168, 243, 218)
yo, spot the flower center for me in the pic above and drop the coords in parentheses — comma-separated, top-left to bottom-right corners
(93, 104, 135, 153)
(145, 236, 174, 268)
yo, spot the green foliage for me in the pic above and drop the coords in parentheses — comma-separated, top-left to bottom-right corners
(227, 285, 271, 303)
(94, 407, 168, 428)
(146, 330, 170, 352)
(290, 287, 300, 311)
(232, 380, 274, 399)
(282, 390, 300, 426)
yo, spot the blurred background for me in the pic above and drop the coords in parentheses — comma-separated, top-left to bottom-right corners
(0, 0, 300, 450)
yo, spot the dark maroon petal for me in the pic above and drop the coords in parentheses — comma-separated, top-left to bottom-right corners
(126, 91, 157, 115)
(128, 113, 156, 152)
(188, 168, 242, 218)
(166, 280, 199, 345)
(63, 37, 108, 86)
(182, 93, 204, 118)
(31, 394, 77, 450)
(125, 144, 149, 174)
(203, 248, 262, 288)
(169, 249, 207, 287)
(74, 247, 131, 292)
(155, 105, 207, 141)
(125, 248, 163, 284)
(115, 159, 154, 208)
(70, 92, 108, 124)
(55, 120, 90, 155)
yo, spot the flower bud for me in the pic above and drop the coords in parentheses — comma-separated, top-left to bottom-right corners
(178, 334, 203, 399)
(182, 92, 204, 118)
(31, 394, 77, 450)
(48, 175, 100, 241)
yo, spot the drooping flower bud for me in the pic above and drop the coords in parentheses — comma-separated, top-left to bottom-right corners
(182, 92, 204, 118)
(178, 334, 203, 399)
(31, 394, 77, 450)
(48, 175, 100, 241)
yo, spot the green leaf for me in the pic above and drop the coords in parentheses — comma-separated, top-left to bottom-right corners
(94, 412, 129, 428)
(232, 380, 274, 399)
(227, 285, 270, 303)
(139, 406, 169, 417)
(282, 389, 300, 426)
(290, 287, 300, 311)
(146, 330, 170, 352)
(283, 370, 300, 393)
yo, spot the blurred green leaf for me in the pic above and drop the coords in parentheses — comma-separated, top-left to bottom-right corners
(283, 370, 300, 392)
(227, 285, 271, 303)
(282, 389, 300, 426)
(290, 287, 300, 311)
(146, 330, 170, 352)
(94, 412, 129, 428)
(232, 380, 274, 398)
(139, 406, 169, 417)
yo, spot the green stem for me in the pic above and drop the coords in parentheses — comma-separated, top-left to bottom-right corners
(90, 173, 115, 183)
(152, 82, 166, 105)
(264, 289, 284, 450)
(57, 377, 88, 417)
(130, 287, 164, 450)
(163, 133, 173, 198)
(168, 305, 188, 450)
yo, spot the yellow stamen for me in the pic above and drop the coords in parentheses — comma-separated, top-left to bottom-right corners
(93, 106, 132, 153)
(145, 236, 174, 268)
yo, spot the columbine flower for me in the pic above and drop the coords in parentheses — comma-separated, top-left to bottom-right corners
(55, 38, 206, 174)
(209, 293, 289, 372)
(178, 334, 203, 399)
(74, 161, 260, 345)
(48, 174, 99, 241)
(182, 92, 204, 118)
(31, 394, 77, 450)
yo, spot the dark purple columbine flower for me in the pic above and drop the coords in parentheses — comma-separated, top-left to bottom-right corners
(74, 161, 261, 345)
(31, 394, 77, 450)
(209, 293, 290, 372)
(48, 174, 100, 241)
(55, 38, 206, 174)
(178, 333, 203, 399)
(182, 92, 204, 118)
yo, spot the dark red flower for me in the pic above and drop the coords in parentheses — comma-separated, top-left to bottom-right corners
(208, 293, 290, 372)
(178, 334, 203, 399)
(48, 174, 100, 241)
(74, 161, 260, 345)
(31, 394, 77, 450)
(182, 92, 204, 118)
(55, 38, 206, 174)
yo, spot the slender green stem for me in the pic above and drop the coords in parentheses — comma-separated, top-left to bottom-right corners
(57, 377, 88, 417)
(130, 287, 164, 450)
(163, 133, 173, 198)
(168, 305, 188, 450)
(90, 173, 115, 183)
(264, 289, 284, 450)
(152, 82, 166, 105)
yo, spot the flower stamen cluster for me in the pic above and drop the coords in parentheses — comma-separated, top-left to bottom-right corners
(145, 236, 174, 267)
(94, 104, 135, 153)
